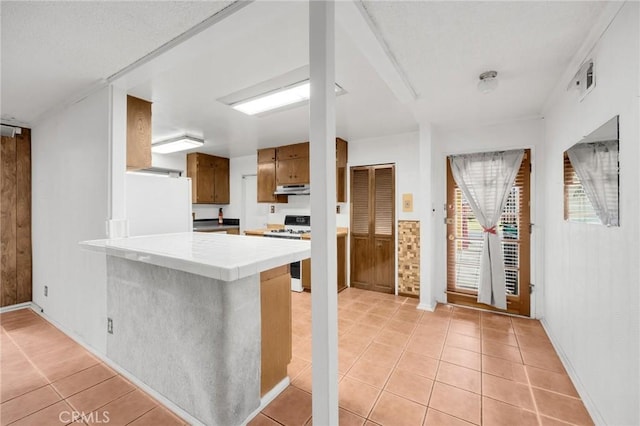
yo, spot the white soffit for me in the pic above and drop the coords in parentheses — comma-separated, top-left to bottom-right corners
(1, 1, 235, 125)
(360, 1, 608, 127)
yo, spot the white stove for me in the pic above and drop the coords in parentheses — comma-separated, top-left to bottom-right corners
(263, 215, 310, 292)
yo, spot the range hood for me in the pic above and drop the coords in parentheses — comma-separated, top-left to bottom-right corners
(274, 184, 310, 195)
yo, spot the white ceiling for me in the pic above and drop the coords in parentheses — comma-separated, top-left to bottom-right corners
(361, 1, 607, 127)
(1, 1, 609, 157)
(0, 0, 234, 124)
(124, 1, 417, 157)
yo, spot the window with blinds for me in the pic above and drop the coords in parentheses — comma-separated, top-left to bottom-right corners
(563, 152, 602, 224)
(446, 150, 531, 316)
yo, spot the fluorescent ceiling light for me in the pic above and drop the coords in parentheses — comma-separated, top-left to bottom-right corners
(231, 79, 343, 116)
(152, 135, 204, 154)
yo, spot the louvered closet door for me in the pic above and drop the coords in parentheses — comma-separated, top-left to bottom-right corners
(350, 165, 395, 294)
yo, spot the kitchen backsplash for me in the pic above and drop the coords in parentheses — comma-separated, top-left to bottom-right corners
(266, 195, 349, 228)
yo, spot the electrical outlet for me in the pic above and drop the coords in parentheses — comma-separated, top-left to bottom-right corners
(270, 205, 275, 213)
(44, 286, 48, 297)
(336, 205, 341, 214)
(107, 318, 113, 334)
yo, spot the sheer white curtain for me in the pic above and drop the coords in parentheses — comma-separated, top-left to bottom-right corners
(450, 150, 524, 309)
(567, 140, 619, 226)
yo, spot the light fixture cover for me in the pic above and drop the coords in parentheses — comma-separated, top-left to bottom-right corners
(478, 70, 498, 94)
(151, 135, 204, 154)
(230, 79, 343, 116)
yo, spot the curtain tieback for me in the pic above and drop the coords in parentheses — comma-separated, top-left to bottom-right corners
(483, 226, 497, 235)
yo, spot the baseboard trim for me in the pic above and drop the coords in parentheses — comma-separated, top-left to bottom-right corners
(242, 377, 290, 425)
(0, 302, 32, 313)
(417, 301, 437, 312)
(540, 319, 606, 425)
(28, 304, 205, 426)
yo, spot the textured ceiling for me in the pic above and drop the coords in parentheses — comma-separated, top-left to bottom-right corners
(1, 0, 234, 124)
(124, 1, 417, 157)
(361, 1, 607, 127)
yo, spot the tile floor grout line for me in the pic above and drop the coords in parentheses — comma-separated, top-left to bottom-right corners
(120, 405, 157, 426)
(1, 312, 72, 423)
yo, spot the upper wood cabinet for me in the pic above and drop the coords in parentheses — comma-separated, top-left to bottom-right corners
(126, 95, 152, 171)
(276, 142, 310, 186)
(257, 139, 348, 203)
(257, 148, 287, 203)
(276, 142, 309, 160)
(336, 138, 348, 202)
(186, 153, 230, 204)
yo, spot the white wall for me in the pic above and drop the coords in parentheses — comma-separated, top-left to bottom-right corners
(431, 119, 545, 313)
(31, 87, 110, 353)
(341, 131, 420, 292)
(151, 152, 186, 172)
(541, 3, 639, 424)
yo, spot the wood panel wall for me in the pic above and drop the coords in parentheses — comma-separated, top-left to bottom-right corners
(1, 128, 32, 307)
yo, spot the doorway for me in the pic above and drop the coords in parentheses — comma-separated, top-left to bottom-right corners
(242, 174, 268, 233)
(350, 164, 395, 294)
(446, 150, 531, 316)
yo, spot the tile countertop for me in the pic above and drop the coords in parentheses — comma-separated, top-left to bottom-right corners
(80, 232, 310, 282)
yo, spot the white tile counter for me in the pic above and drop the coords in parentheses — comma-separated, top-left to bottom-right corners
(79, 231, 310, 425)
(80, 232, 310, 281)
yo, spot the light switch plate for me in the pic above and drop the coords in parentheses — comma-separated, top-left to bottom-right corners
(402, 193, 413, 212)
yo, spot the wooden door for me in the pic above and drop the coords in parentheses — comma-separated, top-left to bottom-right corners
(446, 150, 531, 316)
(350, 165, 395, 294)
(1, 129, 32, 307)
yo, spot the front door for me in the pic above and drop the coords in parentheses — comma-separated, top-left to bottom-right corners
(350, 164, 395, 294)
(446, 150, 531, 316)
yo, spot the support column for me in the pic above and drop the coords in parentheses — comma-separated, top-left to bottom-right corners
(107, 84, 129, 238)
(309, 1, 339, 425)
(418, 122, 436, 311)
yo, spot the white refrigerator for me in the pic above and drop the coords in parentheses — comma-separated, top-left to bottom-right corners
(125, 172, 192, 237)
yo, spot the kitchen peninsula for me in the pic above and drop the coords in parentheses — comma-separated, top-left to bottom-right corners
(80, 232, 310, 426)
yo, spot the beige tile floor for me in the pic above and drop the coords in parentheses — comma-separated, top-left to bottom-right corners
(0, 309, 186, 426)
(252, 287, 594, 426)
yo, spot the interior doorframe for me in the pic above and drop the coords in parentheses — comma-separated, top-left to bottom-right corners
(348, 163, 398, 295)
(440, 146, 537, 318)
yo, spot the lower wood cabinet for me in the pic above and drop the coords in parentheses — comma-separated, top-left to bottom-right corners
(301, 234, 347, 292)
(260, 265, 292, 396)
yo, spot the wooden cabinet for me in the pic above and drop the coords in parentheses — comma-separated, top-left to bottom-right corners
(260, 265, 291, 395)
(257, 148, 287, 203)
(276, 157, 310, 185)
(126, 95, 152, 171)
(336, 138, 348, 203)
(301, 233, 347, 292)
(186, 153, 230, 204)
(276, 142, 310, 185)
(258, 139, 347, 203)
(277, 142, 309, 160)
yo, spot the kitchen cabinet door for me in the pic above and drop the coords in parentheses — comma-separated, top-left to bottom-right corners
(213, 157, 230, 204)
(257, 148, 276, 163)
(195, 158, 215, 203)
(277, 158, 309, 185)
(126, 95, 152, 171)
(276, 142, 309, 160)
(187, 153, 230, 204)
(258, 162, 287, 203)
